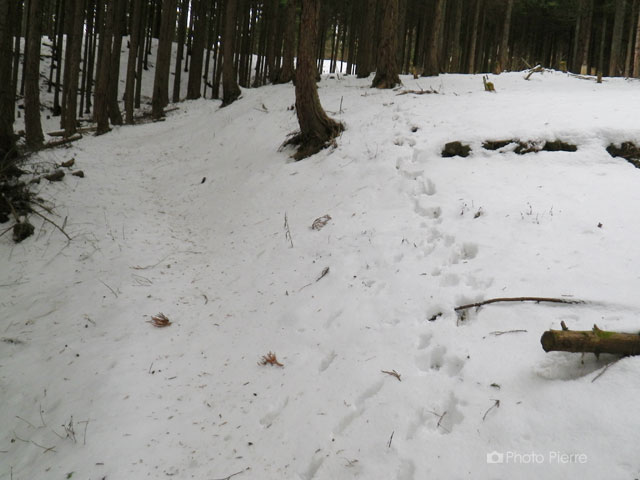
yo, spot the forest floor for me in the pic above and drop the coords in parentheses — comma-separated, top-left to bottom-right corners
(3, 62, 640, 480)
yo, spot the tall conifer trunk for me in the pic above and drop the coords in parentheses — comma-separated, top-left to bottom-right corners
(286, 0, 343, 160)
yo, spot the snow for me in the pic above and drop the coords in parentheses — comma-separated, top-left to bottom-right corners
(3, 62, 640, 480)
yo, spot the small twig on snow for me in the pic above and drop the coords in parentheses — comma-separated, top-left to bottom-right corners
(387, 430, 394, 448)
(211, 467, 250, 480)
(482, 399, 500, 421)
(99, 280, 118, 298)
(30, 209, 72, 241)
(284, 212, 294, 248)
(454, 296, 583, 311)
(381, 369, 402, 381)
(591, 359, 622, 383)
(316, 267, 330, 282)
(490, 329, 528, 336)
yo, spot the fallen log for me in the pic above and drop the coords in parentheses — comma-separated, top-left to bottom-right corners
(541, 324, 640, 356)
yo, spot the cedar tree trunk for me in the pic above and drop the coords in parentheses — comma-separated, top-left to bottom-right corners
(62, 0, 85, 136)
(287, 0, 344, 160)
(125, 0, 143, 124)
(356, 0, 376, 78)
(222, 0, 241, 106)
(0, 0, 16, 164)
(423, 0, 446, 77)
(25, 0, 45, 148)
(275, 0, 296, 84)
(371, 0, 400, 88)
(151, 0, 177, 119)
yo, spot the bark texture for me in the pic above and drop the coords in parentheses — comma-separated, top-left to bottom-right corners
(125, 0, 143, 124)
(222, 0, 241, 106)
(288, 0, 344, 160)
(0, 0, 16, 164)
(151, 0, 178, 119)
(25, 0, 45, 148)
(371, 0, 400, 88)
(275, 0, 296, 84)
(423, 0, 446, 77)
(356, 0, 376, 78)
(542, 326, 640, 356)
(62, 0, 85, 136)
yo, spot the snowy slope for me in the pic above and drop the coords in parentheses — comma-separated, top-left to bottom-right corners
(3, 69, 640, 480)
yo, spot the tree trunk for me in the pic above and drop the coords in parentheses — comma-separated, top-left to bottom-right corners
(468, 0, 481, 73)
(634, 3, 640, 77)
(371, 0, 400, 88)
(151, 0, 178, 119)
(496, 0, 514, 73)
(172, 0, 189, 102)
(62, 0, 85, 136)
(107, 0, 124, 126)
(187, 0, 206, 99)
(94, 0, 114, 134)
(423, 0, 446, 77)
(276, 0, 296, 84)
(222, 0, 241, 106)
(449, 0, 462, 72)
(288, 0, 344, 160)
(579, 0, 593, 75)
(25, 0, 45, 148)
(356, 0, 376, 78)
(542, 326, 640, 356)
(609, 0, 626, 76)
(0, 0, 16, 164)
(624, 0, 638, 77)
(125, 0, 143, 124)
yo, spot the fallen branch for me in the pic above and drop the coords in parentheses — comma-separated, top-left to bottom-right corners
(524, 64, 544, 80)
(47, 126, 96, 137)
(455, 296, 583, 311)
(541, 324, 640, 356)
(40, 134, 83, 150)
(30, 210, 71, 241)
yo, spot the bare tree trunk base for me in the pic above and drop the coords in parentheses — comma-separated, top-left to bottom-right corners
(283, 121, 344, 161)
(541, 325, 640, 356)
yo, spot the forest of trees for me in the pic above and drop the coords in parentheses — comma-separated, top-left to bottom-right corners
(1, 0, 640, 163)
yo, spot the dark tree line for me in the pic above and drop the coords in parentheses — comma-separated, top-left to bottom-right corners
(1, 0, 640, 163)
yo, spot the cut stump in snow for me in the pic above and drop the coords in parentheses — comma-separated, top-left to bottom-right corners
(541, 324, 640, 356)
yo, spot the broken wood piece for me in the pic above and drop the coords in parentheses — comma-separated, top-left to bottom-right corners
(541, 324, 640, 356)
(524, 64, 544, 80)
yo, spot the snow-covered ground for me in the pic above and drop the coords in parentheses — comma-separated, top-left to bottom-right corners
(3, 61, 640, 480)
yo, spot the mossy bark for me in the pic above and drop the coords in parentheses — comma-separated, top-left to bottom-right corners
(541, 326, 640, 356)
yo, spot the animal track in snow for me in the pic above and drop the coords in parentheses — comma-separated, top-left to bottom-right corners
(415, 197, 442, 219)
(397, 458, 416, 480)
(417, 333, 433, 350)
(301, 454, 325, 480)
(319, 351, 337, 372)
(335, 380, 384, 434)
(259, 396, 289, 427)
(449, 242, 478, 264)
(416, 345, 465, 377)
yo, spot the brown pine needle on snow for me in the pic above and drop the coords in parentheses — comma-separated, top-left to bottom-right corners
(258, 352, 284, 367)
(147, 313, 172, 328)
